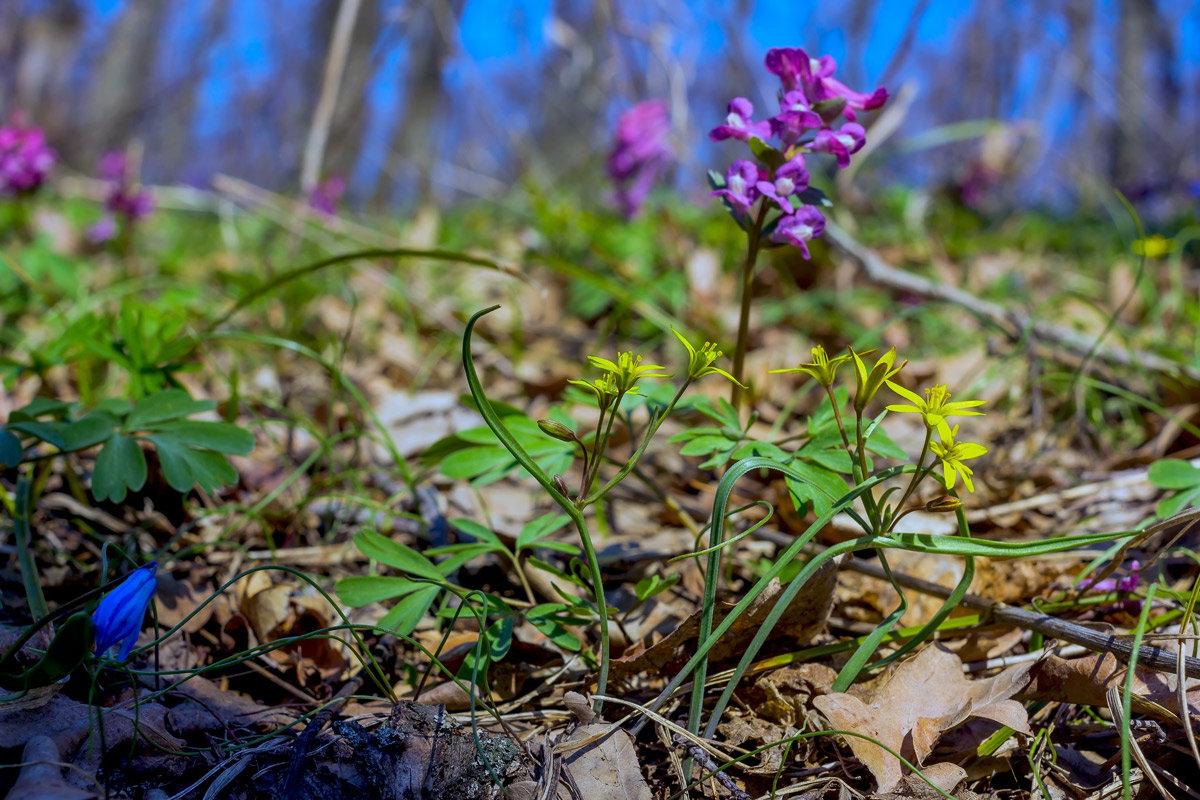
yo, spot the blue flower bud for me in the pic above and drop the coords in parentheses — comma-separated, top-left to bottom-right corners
(92, 561, 157, 661)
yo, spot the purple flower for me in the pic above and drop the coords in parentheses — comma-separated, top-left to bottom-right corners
(710, 160, 763, 216)
(810, 123, 866, 168)
(309, 175, 345, 216)
(764, 47, 887, 122)
(607, 99, 673, 219)
(92, 561, 158, 661)
(770, 91, 824, 145)
(755, 154, 809, 213)
(709, 98, 772, 143)
(0, 114, 56, 196)
(93, 150, 154, 240)
(1082, 560, 1141, 595)
(770, 206, 826, 259)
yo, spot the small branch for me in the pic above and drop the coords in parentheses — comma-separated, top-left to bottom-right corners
(300, 0, 363, 193)
(672, 732, 750, 800)
(843, 557, 1200, 679)
(823, 221, 1200, 382)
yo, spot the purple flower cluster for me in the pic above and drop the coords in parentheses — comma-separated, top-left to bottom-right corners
(90, 151, 154, 243)
(607, 99, 673, 219)
(0, 115, 56, 197)
(710, 47, 886, 257)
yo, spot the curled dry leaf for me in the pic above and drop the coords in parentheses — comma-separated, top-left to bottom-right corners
(813, 645, 1032, 793)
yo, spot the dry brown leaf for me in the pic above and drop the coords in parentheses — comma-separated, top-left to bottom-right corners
(559, 724, 652, 800)
(813, 645, 1032, 792)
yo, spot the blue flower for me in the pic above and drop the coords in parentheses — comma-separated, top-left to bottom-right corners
(92, 561, 158, 661)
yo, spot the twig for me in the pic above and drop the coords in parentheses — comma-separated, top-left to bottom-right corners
(300, 0, 362, 194)
(673, 732, 750, 800)
(823, 221, 1200, 382)
(843, 557, 1200, 679)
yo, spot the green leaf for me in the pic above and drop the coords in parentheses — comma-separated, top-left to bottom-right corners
(866, 424, 909, 460)
(447, 519, 505, 549)
(746, 137, 784, 169)
(335, 575, 425, 606)
(1148, 459, 1200, 490)
(146, 421, 254, 453)
(7, 421, 65, 450)
(732, 441, 788, 461)
(439, 445, 516, 480)
(60, 411, 118, 451)
(21, 612, 95, 688)
(1157, 486, 1200, 519)
(487, 615, 514, 661)
(125, 389, 214, 430)
(377, 585, 441, 636)
(706, 169, 727, 190)
(354, 529, 444, 581)
(526, 604, 582, 651)
(786, 461, 849, 517)
(679, 435, 736, 457)
(0, 429, 22, 469)
(92, 435, 148, 502)
(635, 573, 680, 602)
(10, 397, 71, 422)
(516, 513, 570, 552)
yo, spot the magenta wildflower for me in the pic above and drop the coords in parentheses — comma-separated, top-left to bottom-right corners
(710, 160, 763, 216)
(92, 561, 158, 661)
(764, 47, 887, 122)
(770, 206, 826, 258)
(709, 98, 772, 143)
(0, 114, 56, 196)
(810, 123, 866, 168)
(755, 154, 809, 213)
(1082, 561, 1141, 594)
(607, 99, 672, 219)
(90, 151, 153, 243)
(770, 90, 824, 145)
(309, 175, 345, 216)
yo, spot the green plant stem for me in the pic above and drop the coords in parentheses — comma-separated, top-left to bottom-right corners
(888, 427, 933, 525)
(13, 478, 48, 620)
(826, 386, 852, 449)
(583, 380, 690, 507)
(462, 307, 610, 711)
(853, 412, 882, 529)
(730, 205, 769, 408)
(580, 400, 622, 502)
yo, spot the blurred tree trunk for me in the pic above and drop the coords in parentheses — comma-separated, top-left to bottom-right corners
(82, 0, 169, 164)
(8, 1, 83, 141)
(372, 0, 465, 208)
(157, 0, 230, 180)
(322, 0, 381, 182)
(1109, 0, 1151, 187)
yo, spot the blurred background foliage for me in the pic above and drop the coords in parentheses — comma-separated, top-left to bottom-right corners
(1, 0, 1198, 218)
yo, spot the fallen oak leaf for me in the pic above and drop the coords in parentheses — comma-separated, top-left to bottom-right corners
(813, 645, 1032, 793)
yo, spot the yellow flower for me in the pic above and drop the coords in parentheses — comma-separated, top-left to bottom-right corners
(671, 327, 744, 387)
(930, 425, 987, 493)
(1131, 235, 1174, 258)
(581, 351, 669, 398)
(769, 344, 852, 388)
(885, 382, 985, 439)
(849, 347, 905, 412)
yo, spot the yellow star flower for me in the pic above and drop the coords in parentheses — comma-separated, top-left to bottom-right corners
(930, 425, 987, 493)
(672, 327, 744, 387)
(885, 382, 985, 439)
(849, 347, 906, 412)
(582, 351, 669, 397)
(769, 344, 852, 388)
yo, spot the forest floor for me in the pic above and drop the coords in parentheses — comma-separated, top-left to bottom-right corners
(2, 183, 1200, 799)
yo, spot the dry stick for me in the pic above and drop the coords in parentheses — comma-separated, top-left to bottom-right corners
(843, 558, 1200, 680)
(822, 221, 1200, 383)
(672, 732, 750, 800)
(300, 0, 363, 194)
